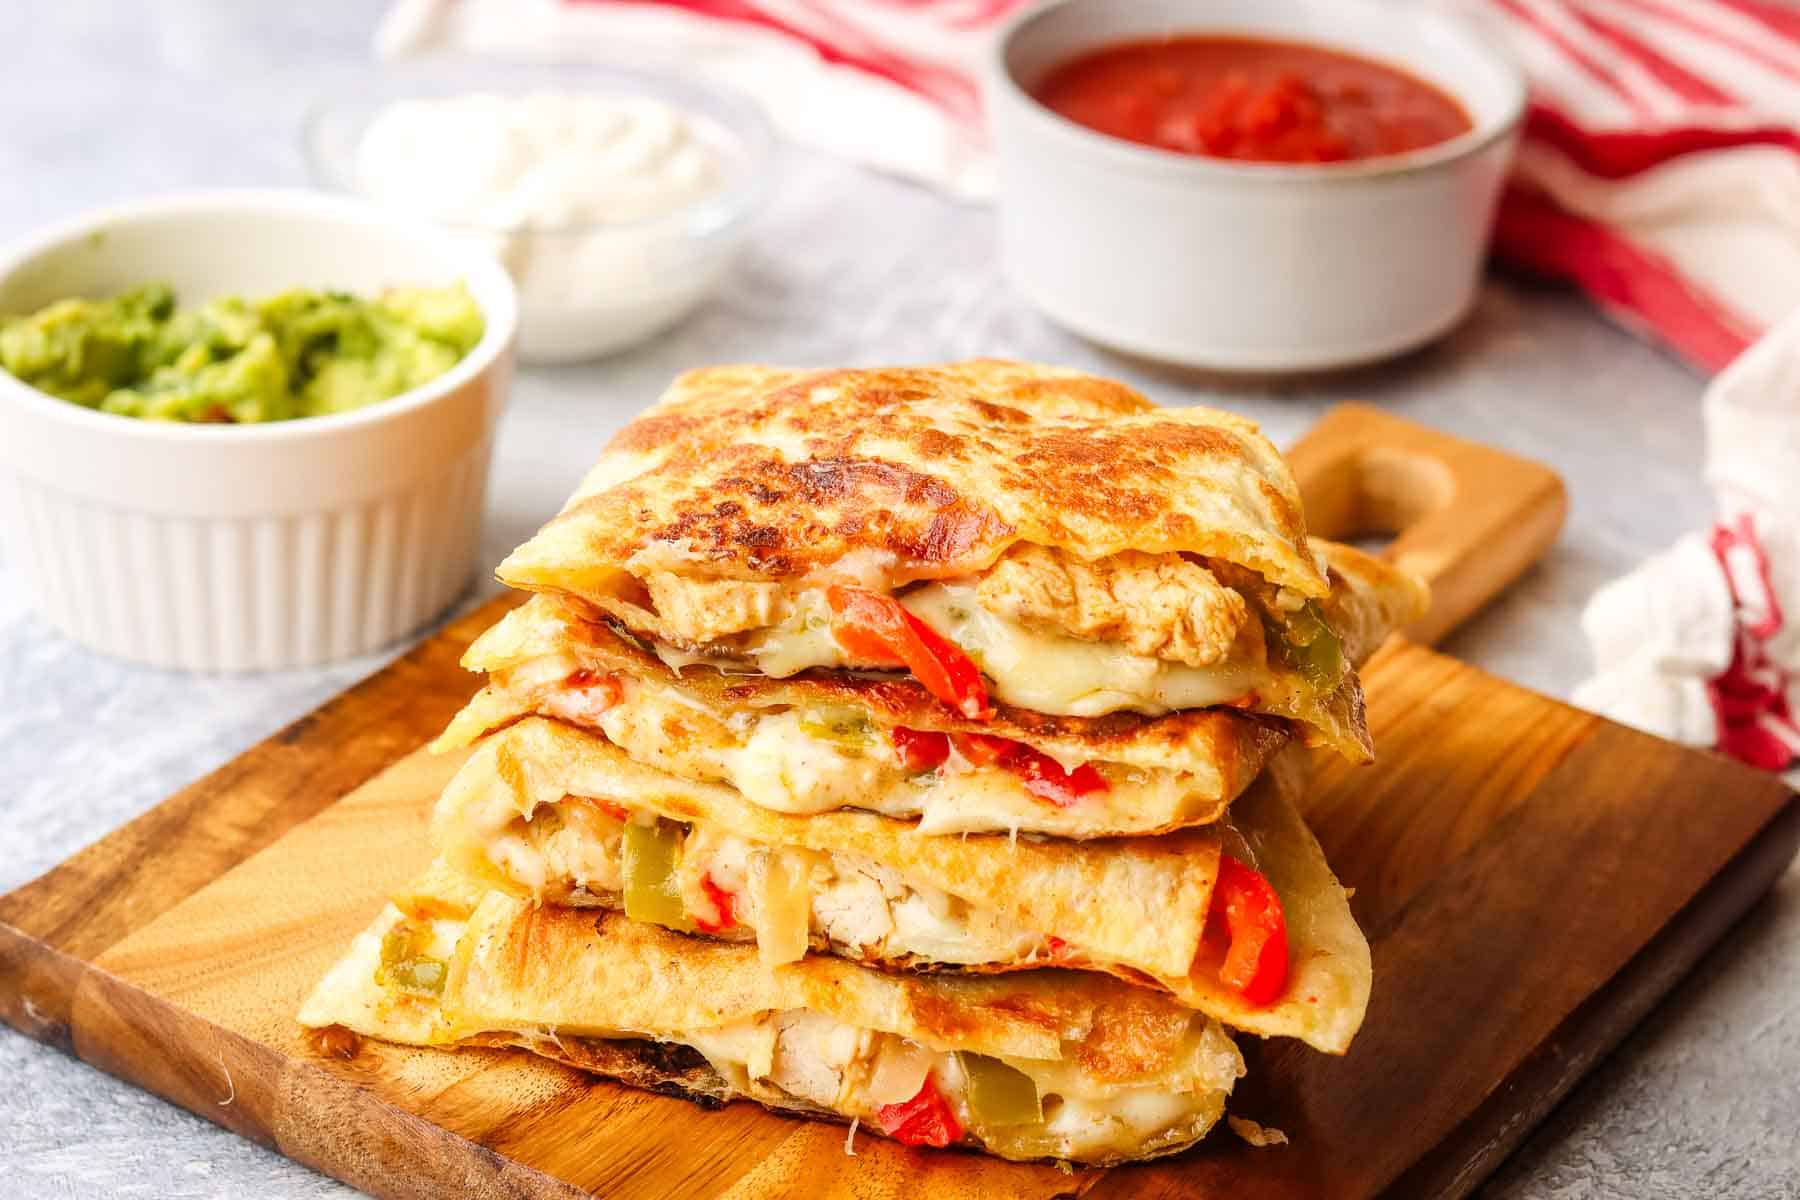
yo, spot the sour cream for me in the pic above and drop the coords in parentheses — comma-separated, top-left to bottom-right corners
(353, 90, 749, 361)
(355, 91, 726, 229)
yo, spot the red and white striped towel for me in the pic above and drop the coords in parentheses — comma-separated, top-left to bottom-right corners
(381, 0, 1800, 372)
(1491, 0, 1800, 372)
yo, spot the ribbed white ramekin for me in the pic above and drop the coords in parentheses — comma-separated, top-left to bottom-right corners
(0, 191, 518, 670)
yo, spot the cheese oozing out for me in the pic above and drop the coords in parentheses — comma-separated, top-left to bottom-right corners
(686, 581, 1267, 718)
(581, 681, 1215, 836)
(367, 916, 1241, 1161)
(597, 1007, 1236, 1161)
(899, 582, 1264, 717)
(472, 799, 1050, 968)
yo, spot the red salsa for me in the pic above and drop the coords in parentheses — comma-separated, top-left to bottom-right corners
(1033, 35, 1472, 164)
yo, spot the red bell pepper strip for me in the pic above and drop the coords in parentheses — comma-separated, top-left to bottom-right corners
(949, 731, 1014, 766)
(564, 668, 620, 699)
(1012, 756, 1109, 808)
(826, 586, 993, 720)
(585, 797, 633, 823)
(890, 726, 951, 773)
(876, 1076, 963, 1149)
(554, 669, 623, 724)
(948, 734, 1109, 808)
(693, 873, 738, 934)
(1207, 854, 1289, 1006)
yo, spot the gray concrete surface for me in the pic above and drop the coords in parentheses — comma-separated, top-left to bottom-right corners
(1, 3, 1795, 1197)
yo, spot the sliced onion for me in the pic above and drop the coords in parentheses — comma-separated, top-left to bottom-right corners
(749, 847, 815, 965)
(865, 1040, 935, 1107)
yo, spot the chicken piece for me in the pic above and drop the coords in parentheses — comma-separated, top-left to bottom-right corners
(973, 545, 1250, 667)
(633, 571, 795, 643)
(491, 802, 625, 899)
(811, 863, 899, 953)
(533, 804, 626, 896)
(766, 1011, 875, 1107)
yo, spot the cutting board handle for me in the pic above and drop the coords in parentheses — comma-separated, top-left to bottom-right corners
(1286, 403, 1568, 646)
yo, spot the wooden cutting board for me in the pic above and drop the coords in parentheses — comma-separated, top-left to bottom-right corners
(0, 405, 1792, 1200)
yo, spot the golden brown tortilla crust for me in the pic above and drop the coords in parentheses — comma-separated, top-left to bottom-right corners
(449, 895, 1214, 1080)
(445, 537, 1424, 777)
(485, 1030, 1227, 1166)
(497, 361, 1327, 602)
(1180, 749, 1372, 1053)
(434, 720, 1371, 1053)
(302, 888, 1231, 1079)
(1319, 542, 1432, 667)
(300, 917, 1228, 1168)
(433, 716, 1223, 982)
(442, 590, 1287, 783)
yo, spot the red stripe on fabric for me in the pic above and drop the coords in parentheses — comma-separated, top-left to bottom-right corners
(589, 0, 985, 120)
(1523, 102, 1800, 176)
(1612, 0, 1800, 82)
(1706, 513, 1799, 772)
(855, 0, 1028, 34)
(1567, 7, 1736, 105)
(1714, 512, 1786, 639)
(1494, 0, 1657, 117)
(1492, 184, 1758, 372)
(1711, 0, 1800, 44)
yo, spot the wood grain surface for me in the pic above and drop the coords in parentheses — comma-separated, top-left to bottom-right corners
(0, 407, 1791, 1200)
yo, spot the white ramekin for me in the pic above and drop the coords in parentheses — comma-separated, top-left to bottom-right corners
(990, 0, 1527, 372)
(0, 190, 518, 671)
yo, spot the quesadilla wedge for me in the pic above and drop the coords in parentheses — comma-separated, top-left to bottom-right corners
(493, 362, 1382, 754)
(430, 718, 1370, 1054)
(301, 887, 1246, 1165)
(436, 539, 1425, 836)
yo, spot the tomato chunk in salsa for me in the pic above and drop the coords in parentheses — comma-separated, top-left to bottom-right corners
(1033, 35, 1472, 164)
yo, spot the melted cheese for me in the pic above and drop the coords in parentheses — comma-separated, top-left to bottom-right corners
(713, 580, 1264, 716)
(561, 677, 1216, 836)
(728, 710, 891, 815)
(476, 801, 1047, 969)
(900, 583, 1261, 717)
(684, 1018, 777, 1092)
(745, 846, 817, 965)
(482, 801, 626, 900)
(660, 1009, 1222, 1159)
(749, 591, 844, 677)
(691, 835, 1041, 966)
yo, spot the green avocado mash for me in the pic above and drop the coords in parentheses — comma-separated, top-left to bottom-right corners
(0, 281, 484, 423)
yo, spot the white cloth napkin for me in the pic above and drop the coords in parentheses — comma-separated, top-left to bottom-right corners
(1573, 310, 1800, 785)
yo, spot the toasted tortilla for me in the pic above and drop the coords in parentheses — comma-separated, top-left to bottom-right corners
(300, 889, 1244, 1165)
(433, 541, 1423, 836)
(431, 718, 1370, 1053)
(1177, 750, 1372, 1053)
(497, 361, 1325, 607)
(434, 594, 1281, 836)
(435, 716, 1221, 981)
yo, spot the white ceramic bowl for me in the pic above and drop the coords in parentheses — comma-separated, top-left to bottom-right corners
(990, 0, 1527, 372)
(0, 190, 518, 671)
(305, 61, 775, 364)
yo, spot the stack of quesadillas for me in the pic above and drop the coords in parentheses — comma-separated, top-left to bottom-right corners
(301, 361, 1427, 1165)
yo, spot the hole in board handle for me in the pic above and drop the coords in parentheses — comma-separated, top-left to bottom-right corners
(1302, 447, 1457, 551)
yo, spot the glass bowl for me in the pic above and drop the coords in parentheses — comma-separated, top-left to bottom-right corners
(306, 59, 776, 363)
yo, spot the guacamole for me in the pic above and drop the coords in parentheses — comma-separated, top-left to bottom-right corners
(0, 281, 484, 423)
